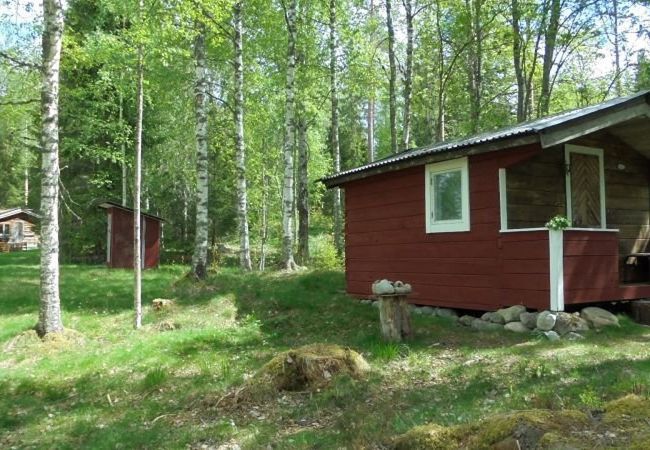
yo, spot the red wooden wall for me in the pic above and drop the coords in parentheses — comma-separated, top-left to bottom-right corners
(563, 230, 650, 303)
(108, 207, 161, 269)
(343, 145, 550, 311)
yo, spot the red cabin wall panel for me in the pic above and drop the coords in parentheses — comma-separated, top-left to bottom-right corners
(343, 145, 552, 311)
(144, 217, 161, 269)
(106, 207, 161, 269)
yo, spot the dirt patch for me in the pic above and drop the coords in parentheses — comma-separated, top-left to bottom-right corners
(154, 320, 181, 332)
(236, 344, 369, 402)
(394, 395, 650, 449)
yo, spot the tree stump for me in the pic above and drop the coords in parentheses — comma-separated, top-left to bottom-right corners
(631, 300, 650, 325)
(378, 294, 412, 342)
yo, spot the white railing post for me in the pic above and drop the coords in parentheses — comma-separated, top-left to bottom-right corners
(549, 229, 565, 312)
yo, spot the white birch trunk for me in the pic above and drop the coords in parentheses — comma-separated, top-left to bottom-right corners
(385, 0, 398, 154)
(191, 24, 210, 279)
(329, 0, 343, 255)
(37, 0, 64, 337)
(233, 2, 252, 271)
(402, 0, 414, 150)
(281, 0, 298, 270)
(296, 117, 309, 264)
(133, 0, 144, 330)
(120, 91, 127, 206)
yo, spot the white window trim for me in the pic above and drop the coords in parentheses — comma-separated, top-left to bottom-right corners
(498, 168, 508, 231)
(425, 157, 470, 233)
(564, 144, 606, 229)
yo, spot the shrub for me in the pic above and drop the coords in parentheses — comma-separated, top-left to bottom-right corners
(310, 234, 342, 270)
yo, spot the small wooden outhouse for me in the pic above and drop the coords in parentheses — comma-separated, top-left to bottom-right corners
(99, 201, 163, 269)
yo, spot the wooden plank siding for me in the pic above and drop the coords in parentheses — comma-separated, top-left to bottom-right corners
(343, 144, 553, 311)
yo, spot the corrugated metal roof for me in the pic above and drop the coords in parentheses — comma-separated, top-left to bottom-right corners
(323, 91, 649, 185)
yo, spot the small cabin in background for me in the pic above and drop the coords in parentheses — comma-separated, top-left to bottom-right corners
(323, 91, 650, 312)
(0, 208, 40, 252)
(99, 201, 164, 269)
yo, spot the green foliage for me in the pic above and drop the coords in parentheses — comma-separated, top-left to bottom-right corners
(545, 215, 570, 230)
(309, 234, 342, 270)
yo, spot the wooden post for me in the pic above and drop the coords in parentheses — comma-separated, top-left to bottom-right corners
(378, 294, 412, 341)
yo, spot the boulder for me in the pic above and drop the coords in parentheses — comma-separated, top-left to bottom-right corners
(471, 318, 504, 331)
(152, 298, 175, 310)
(497, 305, 527, 323)
(458, 315, 475, 327)
(393, 281, 412, 294)
(544, 330, 561, 341)
(482, 311, 506, 324)
(360, 299, 372, 305)
(420, 306, 435, 315)
(581, 306, 619, 328)
(565, 332, 585, 341)
(519, 312, 539, 329)
(536, 311, 557, 331)
(554, 312, 590, 336)
(411, 306, 423, 315)
(372, 279, 394, 295)
(504, 321, 530, 333)
(435, 308, 458, 319)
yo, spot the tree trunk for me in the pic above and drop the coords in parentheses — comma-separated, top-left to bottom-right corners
(539, 0, 560, 116)
(511, 0, 526, 122)
(612, 0, 622, 96)
(466, 0, 482, 133)
(133, 0, 144, 330)
(281, 0, 298, 270)
(37, 0, 64, 337)
(233, 2, 252, 271)
(24, 166, 29, 206)
(329, 0, 343, 255)
(296, 117, 309, 265)
(190, 24, 209, 279)
(259, 169, 269, 271)
(367, 98, 375, 162)
(119, 91, 127, 206)
(402, 0, 414, 150)
(385, 0, 398, 154)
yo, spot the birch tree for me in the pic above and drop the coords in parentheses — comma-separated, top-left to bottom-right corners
(233, 2, 252, 271)
(190, 23, 209, 279)
(385, 0, 398, 154)
(402, 0, 414, 150)
(281, 0, 298, 270)
(296, 116, 309, 264)
(133, 0, 145, 329)
(37, 0, 64, 337)
(330, 0, 343, 255)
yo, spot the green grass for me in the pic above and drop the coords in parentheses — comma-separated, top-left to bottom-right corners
(2, 250, 650, 448)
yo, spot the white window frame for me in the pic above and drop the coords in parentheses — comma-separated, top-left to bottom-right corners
(564, 144, 606, 229)
(425, 157, 470, 233)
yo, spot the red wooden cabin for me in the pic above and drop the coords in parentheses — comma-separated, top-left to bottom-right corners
(323, 92, 650, 312)
(99, 201, 163, 269)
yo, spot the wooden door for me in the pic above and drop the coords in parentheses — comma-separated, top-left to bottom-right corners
(566, 146, 605, 228)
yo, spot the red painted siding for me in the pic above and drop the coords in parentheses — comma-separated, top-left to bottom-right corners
(563, 231, 650, 303)
(107, 207, 161, 269)
(343, 145, 551, 311)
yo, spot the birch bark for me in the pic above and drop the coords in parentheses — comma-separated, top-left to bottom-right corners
(190, 24, 210, 279)
(296, 117, 309, 264)
(385, 0, 398, 154)
(233, 2, 252, 271)
(329, 0, 343, 255)
(133, 0, 144, 329)
(281, 0, 298, 270)
(37, 0, 64, 337)
(402, 0, 414, 150)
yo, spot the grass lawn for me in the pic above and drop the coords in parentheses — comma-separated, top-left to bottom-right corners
(2, 251, 650, 449)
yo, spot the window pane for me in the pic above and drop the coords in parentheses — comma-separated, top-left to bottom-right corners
(434, 170, 462, 221)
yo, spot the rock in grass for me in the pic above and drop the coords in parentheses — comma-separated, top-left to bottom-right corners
(420, 306, 435, 315)
(471, 319, 504, 331)
(554, 312, 589, 336)
(544, 330, 561, 341)
(481, 311, 505, 324)
(504, 321, 530, 333)
(435, 308, 458, 319)
(537, 311, 557, 331)
(519, 312, 539, 329)
(565, 332, 585, 340)
(581, 306, 619, 328)
(497, 305, 527, 323)
(152, 298, 175, 310)
(458, 315, 474, 327)
(239, 344, 369, 400)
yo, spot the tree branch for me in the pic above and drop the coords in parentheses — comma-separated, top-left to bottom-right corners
(0, 51, 39, 70)
(0, 98, 39, 106)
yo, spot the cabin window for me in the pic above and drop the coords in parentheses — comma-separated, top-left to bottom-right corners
(425, 157, 470, 233)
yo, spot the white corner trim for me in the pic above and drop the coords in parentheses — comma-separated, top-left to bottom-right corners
(549, 229, 565, 312)
(565, 144, 607, 229)
(424, 157, 470, 233)
(107, 212, 112, 264)
(498, 168, 508, 231)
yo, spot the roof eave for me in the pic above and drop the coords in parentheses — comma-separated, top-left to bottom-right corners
(322, 132, 540, 188)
